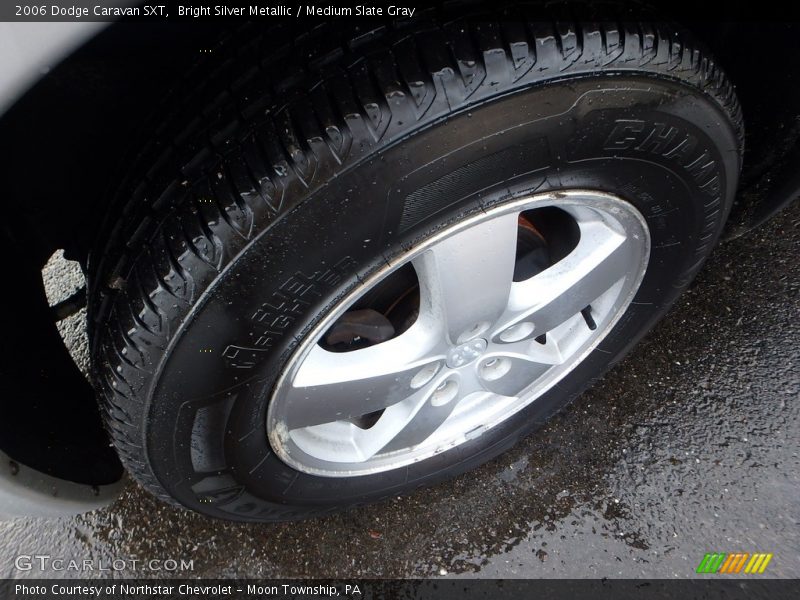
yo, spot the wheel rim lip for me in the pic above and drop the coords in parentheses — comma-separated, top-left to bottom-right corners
(267, 190, 651, 477)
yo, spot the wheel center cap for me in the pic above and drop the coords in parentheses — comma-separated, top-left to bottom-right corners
(446, 338, 488, 368)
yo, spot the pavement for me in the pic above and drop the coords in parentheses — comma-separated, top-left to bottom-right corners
(1, 200, 798, 580)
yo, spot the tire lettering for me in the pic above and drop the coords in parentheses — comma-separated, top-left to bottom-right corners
(222, 256, 356, 369)
(635, 122, 679, 154)
(602, 119, 645, 150)
(605, 119, 722, 197)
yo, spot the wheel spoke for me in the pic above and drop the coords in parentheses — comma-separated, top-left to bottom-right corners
(477, 353, 552, 397)
(495, 218, 631, 340)
(292, 381, 442, 462)
(412, 211, 519, 344)
(377, 372, 469, 454)
(284, 321, 443, 429)
(490, 334, 566, 366)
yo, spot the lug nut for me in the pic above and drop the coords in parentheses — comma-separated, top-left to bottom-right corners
(410, 363, 441, 389)
(431, 380, 458, 407)
(480, 357, 512, 381)
(499, 322, 535, 343)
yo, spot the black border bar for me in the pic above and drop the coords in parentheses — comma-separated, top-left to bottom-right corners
(2, 579, 799, 600)
(3, 1, 800, 23)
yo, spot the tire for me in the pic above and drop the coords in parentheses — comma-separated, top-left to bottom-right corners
(89, 18, 743, 521)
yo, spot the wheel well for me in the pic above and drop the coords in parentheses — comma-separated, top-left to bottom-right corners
(0, 21, 232, 267)
(0, 244, 122, 486)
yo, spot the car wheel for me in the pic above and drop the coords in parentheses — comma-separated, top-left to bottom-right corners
(90, 19, 742, 521)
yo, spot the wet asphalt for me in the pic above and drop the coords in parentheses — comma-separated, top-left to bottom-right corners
(1, 200, 798, 580)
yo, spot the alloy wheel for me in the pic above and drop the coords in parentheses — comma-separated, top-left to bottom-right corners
(268, 190, 650, 476)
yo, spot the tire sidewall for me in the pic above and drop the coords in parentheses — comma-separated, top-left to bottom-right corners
(145, 76, 739, 520)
